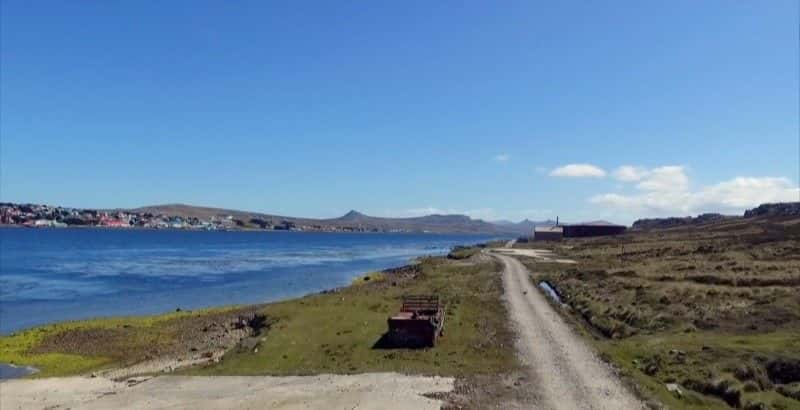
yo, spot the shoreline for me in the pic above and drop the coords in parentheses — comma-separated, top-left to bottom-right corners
(0, 258, 420, 338)
(0, 243, 497, 379)
(0, 224, 513, 236)
(1, 240, 522, 408)
(0, 242, 515, 380)
(1, 231, 503, 335)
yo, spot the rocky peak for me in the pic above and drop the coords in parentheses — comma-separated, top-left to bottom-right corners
(339, 210, 368, 220)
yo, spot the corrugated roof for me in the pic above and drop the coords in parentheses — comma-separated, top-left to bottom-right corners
(534, 226, 563, 233)
(565, 221, 626, 227)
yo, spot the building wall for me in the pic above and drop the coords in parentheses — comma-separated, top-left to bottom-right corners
(562, 225, 626, 238)
(534, 231, 563, 241)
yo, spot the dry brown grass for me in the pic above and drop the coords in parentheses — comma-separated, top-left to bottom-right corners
(518, 215, 800, 409)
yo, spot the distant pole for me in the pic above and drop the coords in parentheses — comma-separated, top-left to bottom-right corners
(556, 216, 559, 226)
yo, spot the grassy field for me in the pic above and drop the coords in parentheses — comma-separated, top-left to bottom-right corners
(0, 306, 253, 377)
(186, 255, 516, 376)
(0, 252, 518, 383)
(516, 215, 800, 409)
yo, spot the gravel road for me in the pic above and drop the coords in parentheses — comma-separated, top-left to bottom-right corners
(0, 373, 453, 410)
(493, 252, 644, 410)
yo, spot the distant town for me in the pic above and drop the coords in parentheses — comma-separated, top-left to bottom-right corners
(0, 202, 529, 234)
(0, 202, 370, 232)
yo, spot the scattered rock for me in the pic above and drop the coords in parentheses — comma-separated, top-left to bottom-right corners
(665, 383, 682, 398)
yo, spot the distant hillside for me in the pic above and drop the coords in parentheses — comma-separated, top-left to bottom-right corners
(744, 202, 800, 218)
(129, 204, 518, 234)
(632, 202, 800, 230)
(632, 213, 735, 230)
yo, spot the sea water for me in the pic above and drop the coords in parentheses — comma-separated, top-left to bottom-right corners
(0, 228, 497, 334)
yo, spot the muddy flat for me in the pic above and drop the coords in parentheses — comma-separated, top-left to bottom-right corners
(0, 373, 454, 410)
(493, 252, 644, 410)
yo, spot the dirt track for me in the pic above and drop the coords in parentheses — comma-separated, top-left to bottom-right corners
(0, 373, 453, 410)
(493, 252, 644, 410)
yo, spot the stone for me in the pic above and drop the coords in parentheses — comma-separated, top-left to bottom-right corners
(665, 383, 683, 398)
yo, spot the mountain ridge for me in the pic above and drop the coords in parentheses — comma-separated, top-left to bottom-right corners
(127, 203, 522, 234)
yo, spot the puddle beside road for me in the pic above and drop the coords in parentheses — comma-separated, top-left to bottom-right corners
(0, 363, 39, 379)
(538, 281, 565, 306)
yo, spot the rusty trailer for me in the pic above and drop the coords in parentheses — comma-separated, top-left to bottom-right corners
(386, 295, 444, 348)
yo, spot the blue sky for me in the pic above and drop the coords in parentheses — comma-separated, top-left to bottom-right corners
(2, 1, 798, 224)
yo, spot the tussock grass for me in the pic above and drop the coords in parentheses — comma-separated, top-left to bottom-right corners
(519, 216, 800, 408)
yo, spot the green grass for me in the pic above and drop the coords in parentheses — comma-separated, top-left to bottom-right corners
(350, 271, 386, 286)
(593, 330, 800, 409)
(186, 256, 517, 376)
(1, 252, 517, 379)
(0, 307, 240, 377)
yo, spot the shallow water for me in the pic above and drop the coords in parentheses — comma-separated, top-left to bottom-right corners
(538, 281, 564, 305)
(0, 228, 497, 334)
(0, 363, 38, 379)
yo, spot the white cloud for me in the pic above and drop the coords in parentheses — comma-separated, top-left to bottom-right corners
(613, 165, 649, 182)
(695, 177, 799, 210)
(591, 165, 799, 217)
(493, 154, 510, 162)
(549, 163, 607, 178)
(636, 166, 689, 191)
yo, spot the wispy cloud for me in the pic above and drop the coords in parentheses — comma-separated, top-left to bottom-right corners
(550, 163, 607, 178)
(493, 154, 510, 162)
